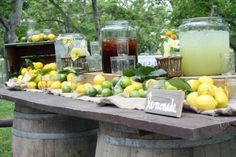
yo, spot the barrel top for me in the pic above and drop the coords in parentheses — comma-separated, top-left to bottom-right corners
(1, 88, 236, 140)
(4, 41, 54, 47)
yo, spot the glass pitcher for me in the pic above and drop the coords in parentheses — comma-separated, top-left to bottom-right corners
(179, 17, 230, 76)
(100, 20, 137, 73)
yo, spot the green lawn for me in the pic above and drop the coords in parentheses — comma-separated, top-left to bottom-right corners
(0, 99, 14, 157)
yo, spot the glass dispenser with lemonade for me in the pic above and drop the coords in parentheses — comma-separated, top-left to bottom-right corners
(179, 17, 230, 76)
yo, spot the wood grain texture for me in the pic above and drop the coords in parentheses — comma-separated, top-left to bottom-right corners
(13, 105, 98, 157)
(1, 88, 236, 140)
(95, 122, 236, 157)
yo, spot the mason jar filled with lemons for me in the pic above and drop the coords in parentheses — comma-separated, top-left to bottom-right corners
(55, 33, 88, 72)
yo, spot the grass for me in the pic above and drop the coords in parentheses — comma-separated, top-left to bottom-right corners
(0, 99, 14, 157)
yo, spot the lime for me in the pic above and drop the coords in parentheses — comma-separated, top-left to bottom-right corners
(20, 37, 27, 42)
(129, 91, 140, 98)
(62, 85, 72, 93)
(113, 88, 123, 95)
(138, 89, 148, 98)
(85, 87, 98, 97)
(101, 81, 113, 89)
(43, 35, 48, 41)
(101, 88, 112, 97)
(120, 77, 132, 89)
(51, 74, 61, 81)
(27, 36, 32, 42)
(111, 77, 120, 86)
(59, 74, 67, 82)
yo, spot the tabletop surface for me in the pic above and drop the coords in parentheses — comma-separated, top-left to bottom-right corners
(1, 88, 236, 140)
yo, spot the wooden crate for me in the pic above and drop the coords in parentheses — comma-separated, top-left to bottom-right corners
(5, 41, 56, 76)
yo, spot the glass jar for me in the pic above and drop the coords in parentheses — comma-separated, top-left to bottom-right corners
(100, 20, 137, 73)
(179, 17, 230, 76)
(0, 55, 6, 86)
(55, 33, 88, 71)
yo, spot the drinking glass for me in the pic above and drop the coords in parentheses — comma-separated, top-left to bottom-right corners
(90, 41, 100, 56)
(117, 38, 129, 56)
(220, 52, 235, 75)
(111, 56, 135, 73)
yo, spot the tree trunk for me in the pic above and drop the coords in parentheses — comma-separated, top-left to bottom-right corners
(92, 0, 100, 40)
(0, 0, 24, 43)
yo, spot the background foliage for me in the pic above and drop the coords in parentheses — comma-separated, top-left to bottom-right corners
(0, 0, 236, 54)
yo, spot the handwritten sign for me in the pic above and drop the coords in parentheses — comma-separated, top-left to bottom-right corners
(144, 89, 185, 118)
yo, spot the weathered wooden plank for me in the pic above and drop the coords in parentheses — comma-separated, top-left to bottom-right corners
(1, 88, 236, 140)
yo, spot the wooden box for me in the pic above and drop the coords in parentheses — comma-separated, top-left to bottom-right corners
(5, 41, 56, 76)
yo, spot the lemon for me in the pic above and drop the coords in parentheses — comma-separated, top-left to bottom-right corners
(198, 83, 215, 96)
(50, 81, 61, 89)
(132, 82, 143, 90)
(165, 31, 173, 37)
(70, 81, 77, 90)
(38, 33, 45, 41)
(93, 84, 102, 94)
(195, 95, 217, 111)
(84, 83, 93, 89)
(93, 74, 106, 85)
(214, 87, 228, 108)
(32, 35, 40, 42)
(198, 76, 214, 85)
(46, 80, 52, 88)
(49, 70, 58, 76)
(43, 64, 50, 69)
(38, 81, 47, 89)
(27, 82, 37, 89)
(16, 75, 23, 84)
(186, 92, 198, 107)
(34, 75, 41, 84)
(48, 34, 56, 41)
(67, 73, 76, 82)
(187, 80, 200, 91)
(70, 48, 86, 61)
(76, 84, 86, 94)
(124, 85, 135, 94)
(48, 63, 57, 70)
(21, 68, 28, 75)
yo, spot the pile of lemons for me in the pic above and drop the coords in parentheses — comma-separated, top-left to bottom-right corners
(19, 33, 56, 43)
(186, 76, 228, 111)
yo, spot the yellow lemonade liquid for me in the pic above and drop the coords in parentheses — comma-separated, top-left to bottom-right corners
(180, 30, 230, 76)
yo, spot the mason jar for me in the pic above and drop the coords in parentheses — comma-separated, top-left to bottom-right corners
(55, 33, 88, 71)
(179, 17, 230, 76)
(100, 20, 137, 73)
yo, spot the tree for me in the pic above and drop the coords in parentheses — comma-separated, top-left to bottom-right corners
(92, 0, 100, 40)
(0, 0, 24, 43)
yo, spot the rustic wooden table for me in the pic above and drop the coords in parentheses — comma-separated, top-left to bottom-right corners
(1, 88, 236, 140)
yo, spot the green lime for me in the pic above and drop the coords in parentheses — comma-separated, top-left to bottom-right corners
(62, 85, 72, 93)
(59, 74, 67, 82)
(43, 35, 49, 41)
(113, 88, 123, 95)
(85, 87, 98, 97)
(138, 89, 148, 98)
(129, 90, 140, 98)
(27, 36, 32, 42)
(101, 81, 113, 89)
(20, 37, 27, 42)
(101, 88, 112, 97)
(120, 77, 132, 89)
(111, 77, 120, 86)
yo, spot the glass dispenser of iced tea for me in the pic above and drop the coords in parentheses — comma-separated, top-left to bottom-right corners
(179, 17, 230, 76)
(100, 21, 137, 73)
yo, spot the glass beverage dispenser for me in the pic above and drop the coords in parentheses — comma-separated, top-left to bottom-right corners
(100, 21, 137, 73)
(179, 17, 230, 76)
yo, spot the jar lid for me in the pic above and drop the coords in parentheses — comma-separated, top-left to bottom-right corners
(179, 17, 228, 31)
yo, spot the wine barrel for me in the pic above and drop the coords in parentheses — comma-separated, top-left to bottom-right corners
(13, 105, 98, 157)
(95, 122, 236, 157)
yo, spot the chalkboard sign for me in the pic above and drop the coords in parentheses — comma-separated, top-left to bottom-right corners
(144, 89, 185, 118)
